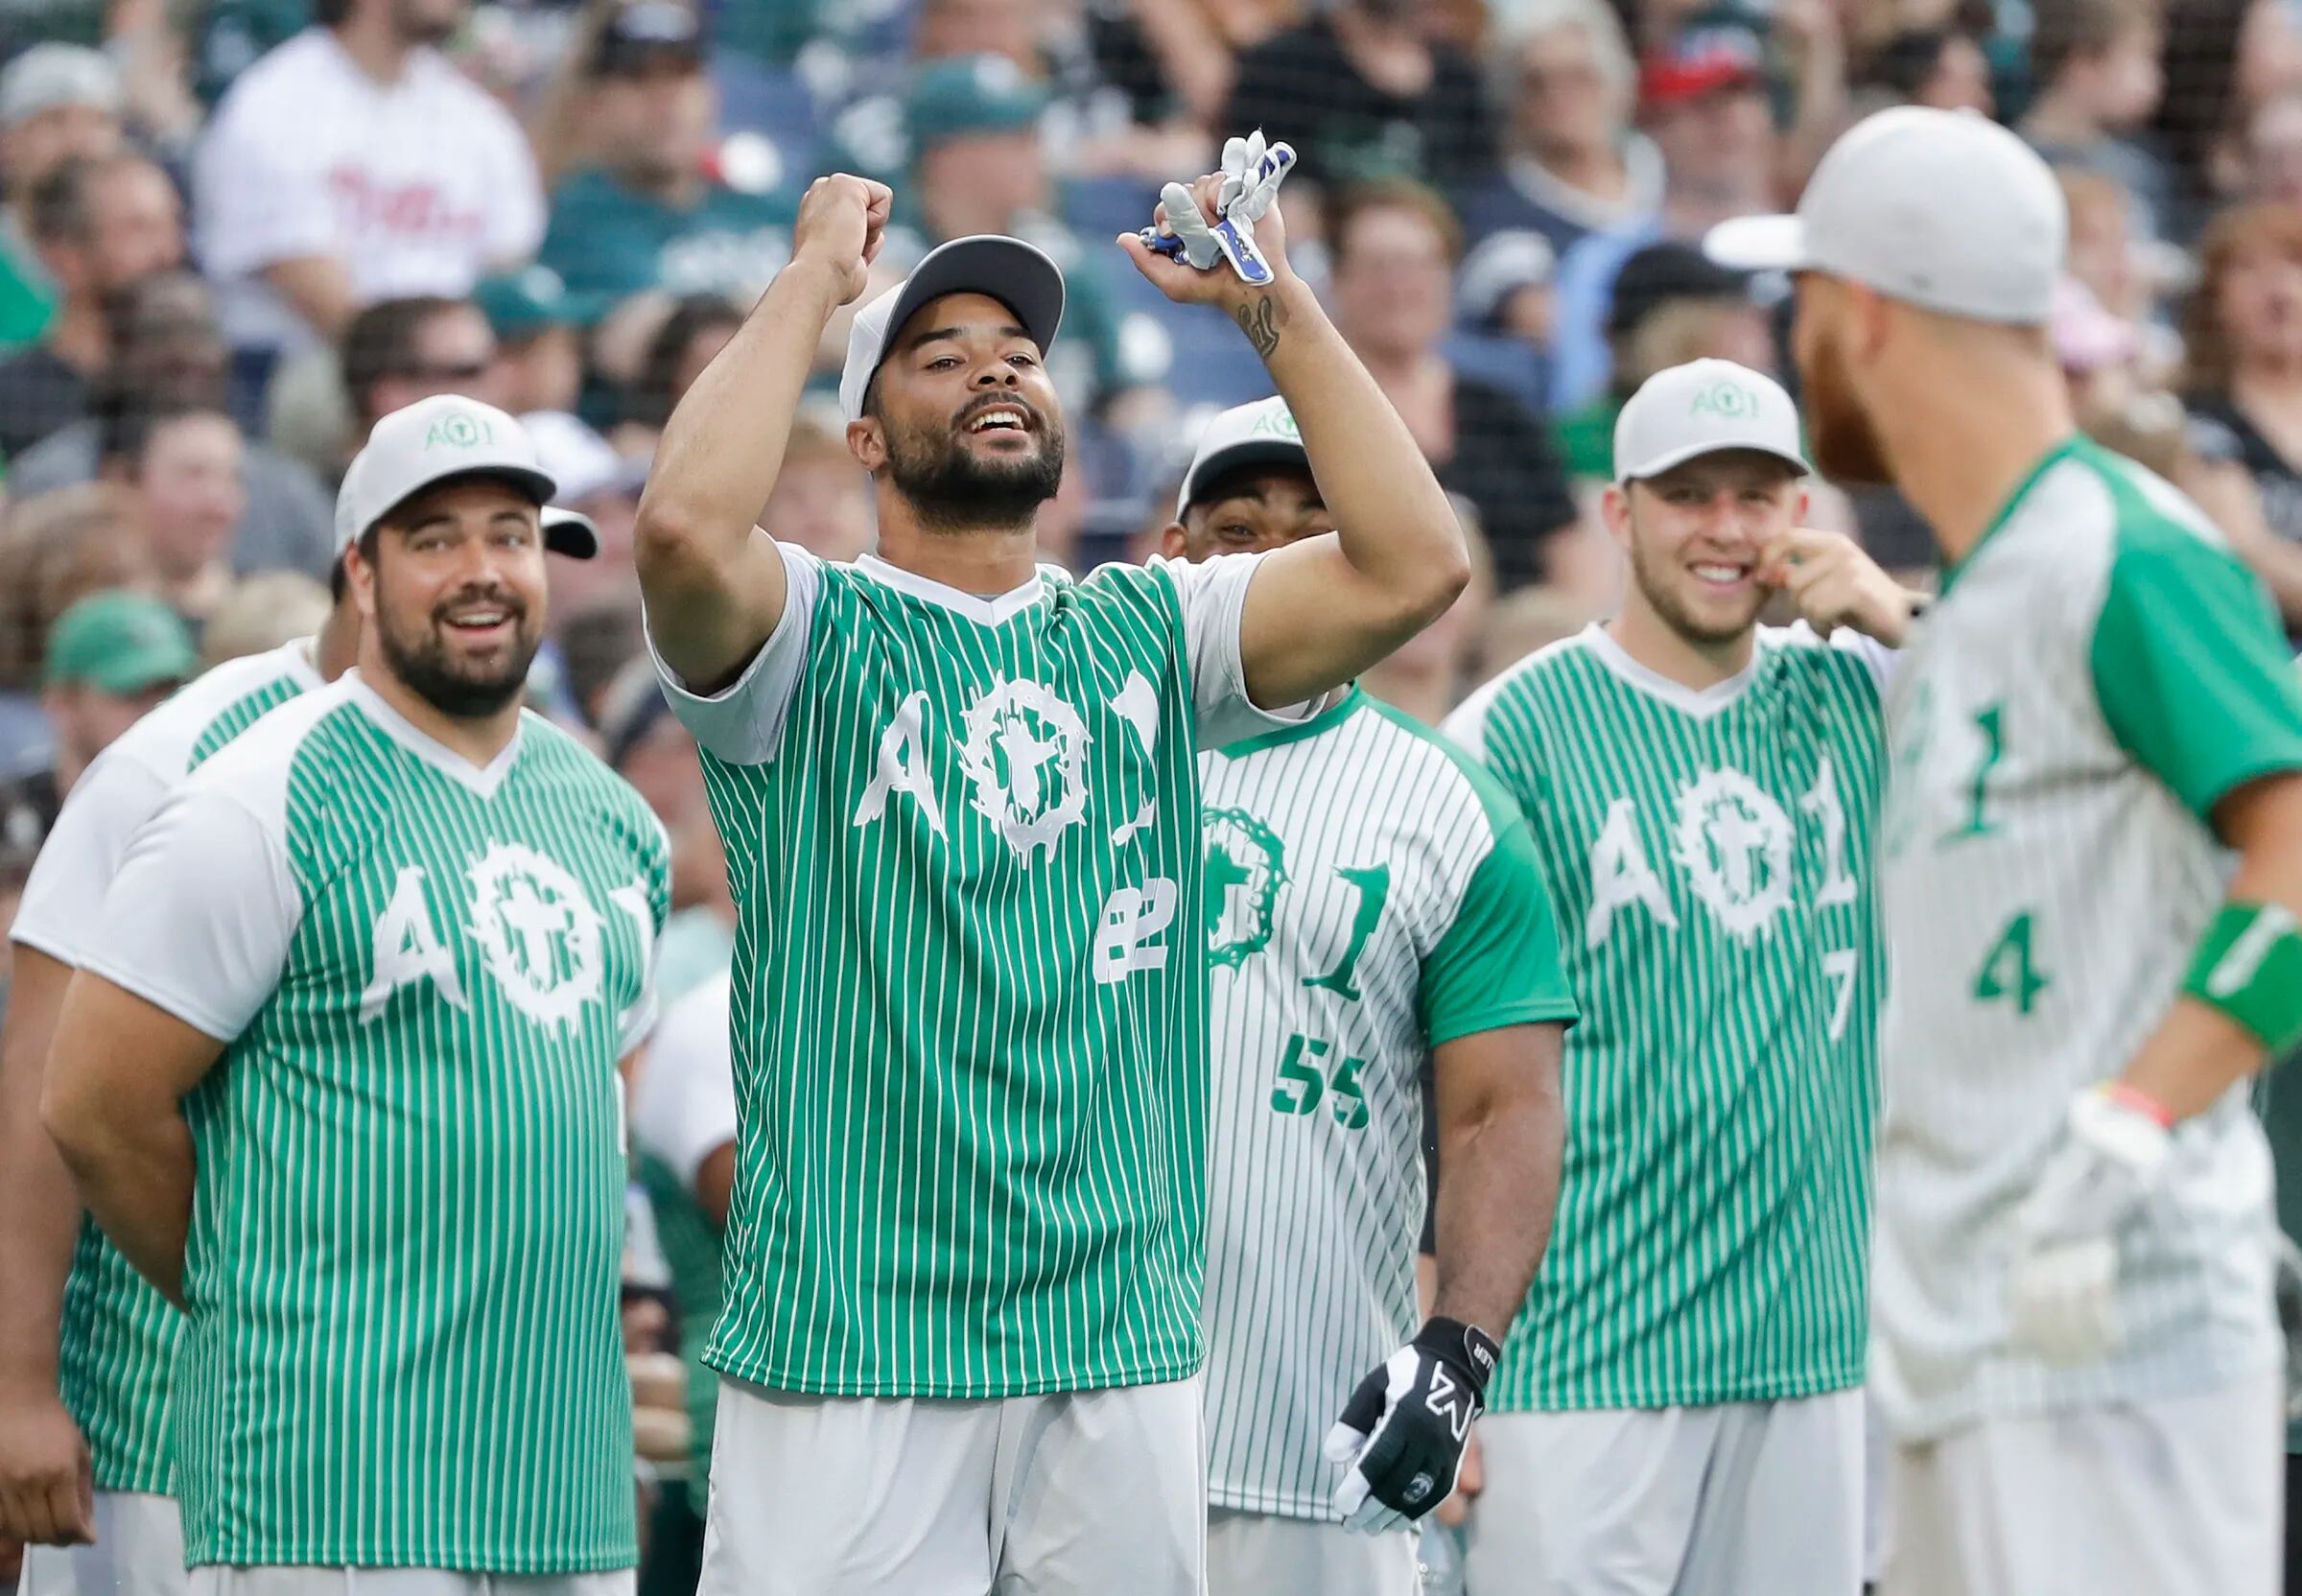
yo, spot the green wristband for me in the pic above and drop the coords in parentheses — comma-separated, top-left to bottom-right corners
(2181, 902, 2302, 1054)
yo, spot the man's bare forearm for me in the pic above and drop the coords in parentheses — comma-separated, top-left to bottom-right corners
(1246, 279, 1468, 606)
(0, 949, 79, 1389)
(45, 1114, 194, 1311)
(638, 259, 848, 570)
(1431, 1032, 1565, 1340)
(2120, 777, 2302, 1120)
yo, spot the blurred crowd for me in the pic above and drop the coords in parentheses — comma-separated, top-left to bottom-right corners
(0, 0, 2297, 1581)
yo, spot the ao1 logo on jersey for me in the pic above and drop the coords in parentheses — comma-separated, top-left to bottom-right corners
(361, 841, 652, 1033)
(1588, 759, 1858, 948)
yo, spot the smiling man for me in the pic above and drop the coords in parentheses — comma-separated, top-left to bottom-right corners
(1166, 397, 1579, 1596)
(39, 394, 669, 1596)
(1445, 359, 1914, 1594)
(633, 169, 1470, 1595)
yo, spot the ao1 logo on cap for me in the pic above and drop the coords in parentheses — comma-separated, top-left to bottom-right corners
(1690, 381, 1759, 420)
(426, 410, 495, 450)
(1253, 406, 1302, 439)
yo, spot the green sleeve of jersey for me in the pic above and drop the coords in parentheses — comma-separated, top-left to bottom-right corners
(2089, 520, 2302, 821)
(1420, 803, 1580, 1048)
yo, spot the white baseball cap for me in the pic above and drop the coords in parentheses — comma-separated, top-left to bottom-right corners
(1613, 359, 1809, 482)
(1704, 106, 2065, 325)
(1175, 396, 1309, 516)
(336, 394, 599, 558)
(838, 234, 1066, 422)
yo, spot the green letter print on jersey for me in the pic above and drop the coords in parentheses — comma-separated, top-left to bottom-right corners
(1207, 807, 1288, 967)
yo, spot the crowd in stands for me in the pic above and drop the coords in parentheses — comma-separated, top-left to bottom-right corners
(0, 0, 2297, 1582)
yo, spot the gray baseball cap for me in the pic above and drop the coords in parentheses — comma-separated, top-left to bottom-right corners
(838, 234, 1066, 423)
(337, 394, 599, 557)
(1613, 359, 1809, 482)
(1175, 396, 1308, 516)
(1705, 106, 2065, 325)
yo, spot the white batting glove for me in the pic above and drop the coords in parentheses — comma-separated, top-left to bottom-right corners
(2006, 1085, 2172, 1365)
(1156, 180, 1225, 270)
(1217, 129, 1295, 223)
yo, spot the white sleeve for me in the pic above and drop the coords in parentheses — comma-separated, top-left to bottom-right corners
(1147, 552, 1323, 746)
(76, 786, 302, 1042)
(192, 91, 338, 274)
(8, 748, 171, 965)
(645, 539, 821, 765)
(630, 980, 737, 1190)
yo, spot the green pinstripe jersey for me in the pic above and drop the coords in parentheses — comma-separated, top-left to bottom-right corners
(1445, 623, 1885, 1410)
(10, 637, 322, 1493)
(81, 674, 669, 1570)
(650, 545, 1304, 1397)
(1198, 690, 1576, 1517)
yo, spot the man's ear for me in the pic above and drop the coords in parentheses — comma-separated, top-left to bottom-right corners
(1599, 482, 1633, 553)
(344, 538, 379, 623)
(847, 417, 886, 473)
(1157, 520, 1190, 560)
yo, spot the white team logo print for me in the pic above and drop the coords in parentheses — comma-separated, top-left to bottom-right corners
(1673, 768, 1795, 940)
(465, 843, 604, 1032)
(958, 677, 1091, 864)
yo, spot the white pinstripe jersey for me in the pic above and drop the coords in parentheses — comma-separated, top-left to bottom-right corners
(1875, 436, 2302, 1438)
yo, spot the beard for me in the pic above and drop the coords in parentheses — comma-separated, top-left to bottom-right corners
(1799, 317, 1896, 487)
(883, 402, 1067, 533)
(1626, 528, 1765, 648)
(376, 581, 541, 720)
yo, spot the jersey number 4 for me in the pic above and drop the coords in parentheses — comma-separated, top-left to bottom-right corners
(1973, 910, 2051, 1015)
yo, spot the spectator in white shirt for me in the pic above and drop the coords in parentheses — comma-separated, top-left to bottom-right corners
(191, 0, 545, 363)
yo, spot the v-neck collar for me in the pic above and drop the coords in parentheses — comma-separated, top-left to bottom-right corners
(854, 552, 1048, 625)
(1584, 622, 1767, 720)
(344, 671, 526, 800)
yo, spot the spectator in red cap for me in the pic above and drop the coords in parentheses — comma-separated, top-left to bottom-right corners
(1540, 15, 1787, 411)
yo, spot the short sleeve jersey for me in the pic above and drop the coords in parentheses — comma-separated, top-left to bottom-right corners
(83, 675, 669, 1570)
(648, 544, 1310, 1399)
(1874, 437, 2302, 1440)
(1445, 623, 1887, 1412)
(1197, 690, 1576, 1517)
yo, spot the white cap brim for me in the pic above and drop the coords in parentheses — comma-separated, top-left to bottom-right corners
(1620, 438, 1810, 482)
(1703, 213, 1809, 274)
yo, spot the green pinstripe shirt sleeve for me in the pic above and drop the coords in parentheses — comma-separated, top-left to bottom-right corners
(1419, 781, 1579, 1048)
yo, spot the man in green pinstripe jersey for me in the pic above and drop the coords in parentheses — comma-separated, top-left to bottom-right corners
(633, 158, 1472, 1595)
(0, 498, 370, 1596)
(1445, 359, 1917, 1594)
(39, 394, 667, 1596)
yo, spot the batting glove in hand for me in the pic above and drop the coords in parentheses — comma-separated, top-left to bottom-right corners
(1144, 130, 1297, 282)
(2006, 1085, 2172, 1366)
(1216, 129, 1292, 223)
(1323, 1316, 1497, 1534)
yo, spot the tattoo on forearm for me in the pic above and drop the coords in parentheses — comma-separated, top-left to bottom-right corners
(1236, 294, 1282, 359)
